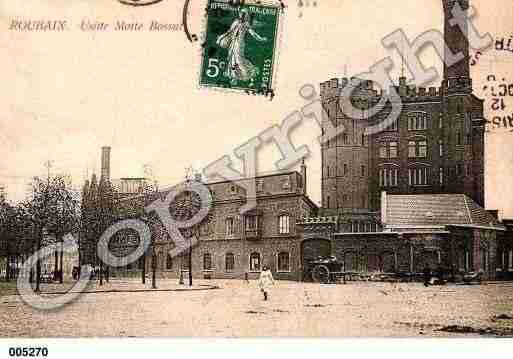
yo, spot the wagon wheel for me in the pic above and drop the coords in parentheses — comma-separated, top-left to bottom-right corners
(312, 264, 330, 283)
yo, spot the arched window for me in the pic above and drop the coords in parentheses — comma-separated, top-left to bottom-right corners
(379, 167, 398, 187)
(203, 253, 213, 271)
(225, 253, 235, 272)
(342, 133, 349, 144)
(408, 167, 429, 186)
(166, 253, 173, 270)
(408, 138, 428, 158)
(277, 252, 290, 272)
(249, 252, 261, 272)
(407, 112, 429, 130)
(225, 217, 234, 236)
(278, 214, 290, 234)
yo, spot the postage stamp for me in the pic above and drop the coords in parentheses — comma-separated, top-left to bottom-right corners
(199, 0, 282, 96)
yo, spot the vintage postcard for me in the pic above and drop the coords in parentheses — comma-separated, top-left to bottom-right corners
(1, 0, 513, 354)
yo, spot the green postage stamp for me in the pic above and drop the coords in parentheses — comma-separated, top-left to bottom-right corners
(199, 0, 282, 97)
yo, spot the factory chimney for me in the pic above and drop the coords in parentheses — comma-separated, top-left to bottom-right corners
(101, 146, 111, 181)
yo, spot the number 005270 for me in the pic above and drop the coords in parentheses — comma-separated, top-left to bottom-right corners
(8, 347, 48, 357)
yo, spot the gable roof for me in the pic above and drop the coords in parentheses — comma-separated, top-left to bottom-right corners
(384, 193, 505, 231)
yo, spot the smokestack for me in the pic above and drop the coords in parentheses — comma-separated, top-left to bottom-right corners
(442, 0, 470, 82)
(101, 146, 111, 181)
(300, 158, 307, 195)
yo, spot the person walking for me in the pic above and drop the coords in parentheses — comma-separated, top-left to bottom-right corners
(258, 265, 275, 301)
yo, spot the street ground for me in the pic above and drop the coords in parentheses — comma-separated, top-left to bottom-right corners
(1, 279, 513, 337)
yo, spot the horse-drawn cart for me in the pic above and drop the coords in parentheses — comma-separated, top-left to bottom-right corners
(308, 256, 348, 283)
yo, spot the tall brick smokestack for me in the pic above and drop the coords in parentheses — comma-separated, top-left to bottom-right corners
(101, 146, 111, 181)
(442, 0, 470, 82)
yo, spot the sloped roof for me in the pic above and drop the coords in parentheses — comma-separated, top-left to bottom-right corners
(385, 193, 504, 230)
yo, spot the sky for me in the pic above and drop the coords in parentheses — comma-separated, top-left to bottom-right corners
(1, 0, 512, 218)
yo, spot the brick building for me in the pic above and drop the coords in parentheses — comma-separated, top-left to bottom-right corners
(320, 0, 485, 216)
(114, 166, 317, 281)
(297, 192, 504, 281)
(81, 0, 507, 282)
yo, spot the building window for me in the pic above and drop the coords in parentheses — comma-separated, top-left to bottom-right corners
(456, 163, 462, 176)
(342, 133, 349, 144)
(278, 214, 290, 234)
(249, 252, 261, 272)
(343, 163, 348, 175)
(408, 112, 429, 130)
(226, 217, 234, 236)
(277, 252, 290, 272)
(439, 112, 443, 129)
(389, 141, 398, 158)
(245, 215, 257, 230)
(457, 131, 462, 145)
(439, 139, 443, 157)
(439, 167, 444, 185)
(408, 167, 428, 186)
(256, 180, 264, 192)
(408, 139, 428, 158)
(380, 141, 398, 159)
(361, 165, 366, 177)
(203, 253, 213, 271)
(379, 143, 387, 158)
(466, 165, 471, 176)
(379, 168, 398, 187)
(387, 119, 398, 131)
(326, 196, 330, 208)
(166, 254, 173, 270)
(230, 184, 237, 194)
(361, 133, 365, 146)
(225, 253, 235, 272)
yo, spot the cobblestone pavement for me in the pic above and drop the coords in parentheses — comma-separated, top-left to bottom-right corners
(1, 279, 513, 337)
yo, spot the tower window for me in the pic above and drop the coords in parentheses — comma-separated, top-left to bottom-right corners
(408, 139, 428, 158)
(439, 139, 444, 157)
(343, 164, 348, 175)
(361, 165, 366, 177)
(408, 112, 429, 131)
(278, 214, 290, 234)
(439, 167, 444, 185)
(380, 141, 398, 159)
(409, 167, 428, 186)
(379, 168, 398, 187)
(226, 217, 234, 236)
(342, 133, 349, 144)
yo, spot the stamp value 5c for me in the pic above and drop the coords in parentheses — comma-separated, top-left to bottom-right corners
(199, 0, 281, 96)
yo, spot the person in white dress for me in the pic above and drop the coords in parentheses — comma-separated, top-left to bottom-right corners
(216, 8, 267, 83)
(258, 265, 275, 301)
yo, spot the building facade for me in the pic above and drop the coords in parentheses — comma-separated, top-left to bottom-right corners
(114, 168, 317, 281)
(320, 0, 485, 215)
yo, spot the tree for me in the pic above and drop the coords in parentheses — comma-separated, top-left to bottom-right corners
(46, 176, 79, 283)
(168, 174, 213, 286)
(24, 175, 79, 292)
(0, 198, 17, 281)
(79, 174, 116, 286)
